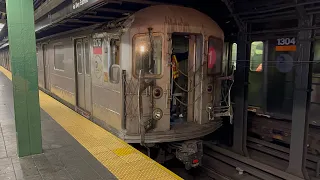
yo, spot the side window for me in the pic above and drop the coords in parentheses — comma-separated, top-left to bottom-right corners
(110, 39, 120, 66)
(313, 40, 320, 73)
(231, 43, 237, 70)
(208, 36, 223, 75)
(76, 42, 83, 74)
(54, 45, 65, 71)
(250, 41, 264, 72)
(84, 40, 90, 75)
(133, 34, 162, 77)
(36, 46, 39, 67)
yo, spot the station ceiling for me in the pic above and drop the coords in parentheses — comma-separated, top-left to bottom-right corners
(0, 0, 319, 41)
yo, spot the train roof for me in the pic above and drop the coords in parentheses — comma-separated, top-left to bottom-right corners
(130, 5, 224, 39)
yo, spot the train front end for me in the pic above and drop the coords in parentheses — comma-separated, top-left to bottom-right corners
(111, 5, 233, 169)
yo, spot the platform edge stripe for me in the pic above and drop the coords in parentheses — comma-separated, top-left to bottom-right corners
(0, 66, 183, 180)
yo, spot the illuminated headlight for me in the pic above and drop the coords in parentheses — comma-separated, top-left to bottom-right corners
(206, 103, 213, 113)
(152, 108, 163, 120)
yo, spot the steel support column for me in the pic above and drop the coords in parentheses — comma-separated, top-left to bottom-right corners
(286, 15, 312, 179)
(232, 28, 249, 156)
(6, 0, 42, 157)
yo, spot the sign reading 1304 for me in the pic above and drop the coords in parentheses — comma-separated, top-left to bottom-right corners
(277, 38, 296, 46)
(72, 0, 89, 10)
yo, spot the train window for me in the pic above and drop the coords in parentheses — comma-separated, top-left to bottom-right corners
(84, 41, 90, 75)
(313, 40, 320, 74)
(231, 43, 237, 70)
(133, 34, 162, 77)
(76, 42, 83, 74)
(36, 46, 39, 67)
(110, 39, 120, 66)
(208, 36, 223, 75)
(54, 45, 65, 71)
(250, 41, 264, 72)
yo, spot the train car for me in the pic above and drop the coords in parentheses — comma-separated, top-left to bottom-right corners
(0, 5, 233, 169)
(224, 35, 320, 155)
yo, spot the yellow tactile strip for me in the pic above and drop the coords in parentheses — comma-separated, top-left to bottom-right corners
(0, 67, 182, 180)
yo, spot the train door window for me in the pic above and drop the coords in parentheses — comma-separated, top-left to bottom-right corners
(133, 34, 162, 77)
(110, 39, 120, 66)
(208, 36, 223, 75)
(231, 43, 237, 69)
(250, 41, 264, 72)
(54, 45, 65, 71)
(313, 40, 320, 73)
(76, 42, 83, 74)
(36, 46, 39, 67)
(84, 40, 90, 75)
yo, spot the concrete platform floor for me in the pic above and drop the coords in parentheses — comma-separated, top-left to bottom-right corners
(0, 72, 117, 180)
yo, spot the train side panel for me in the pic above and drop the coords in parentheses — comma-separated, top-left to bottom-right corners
(91, 33, 123, 131)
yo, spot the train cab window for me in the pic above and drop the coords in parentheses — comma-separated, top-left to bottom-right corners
(84, 41, 90, 75)
(231, 43, 237, 70)
(250, 41, 264, 72)
(54, 45, 65, 71)
(133, 34, 162, 77)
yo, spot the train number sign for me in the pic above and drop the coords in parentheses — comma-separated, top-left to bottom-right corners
(276, 37, 296, 52)
(277, 38, 296, 46)
(93, 38, 102, 55)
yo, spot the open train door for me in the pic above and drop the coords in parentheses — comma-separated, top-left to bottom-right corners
(74, 38, 92, 117)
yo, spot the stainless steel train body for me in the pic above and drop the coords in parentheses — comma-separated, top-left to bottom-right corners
(0, 5, 230, 152)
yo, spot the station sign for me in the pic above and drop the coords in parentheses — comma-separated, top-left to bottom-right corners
(72, 0, 100, 11)
(275, 37, 296, 52)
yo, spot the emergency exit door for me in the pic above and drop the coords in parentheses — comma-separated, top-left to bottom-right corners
(75, 38, 92, 113)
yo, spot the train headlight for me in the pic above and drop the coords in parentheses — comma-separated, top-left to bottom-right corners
(152, 108, 163, 120)
(206, 103, 213, 113)
(152, 86, 163, 99)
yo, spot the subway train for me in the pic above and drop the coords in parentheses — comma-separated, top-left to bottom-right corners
(224, 38, 320, 155)
(0, 5, 234, 169)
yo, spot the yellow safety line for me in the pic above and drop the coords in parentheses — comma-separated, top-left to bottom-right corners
(0, 66, 182, 180)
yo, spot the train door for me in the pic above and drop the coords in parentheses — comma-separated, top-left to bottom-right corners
(265, 38, 295, 118)
(42, 44, 50, 90)
(171, 34, 190, 123)
(75, 38, 92, 112)
(170, 34, 203, 123)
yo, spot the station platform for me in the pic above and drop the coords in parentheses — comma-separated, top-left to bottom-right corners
(0, 66, 182, 180)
